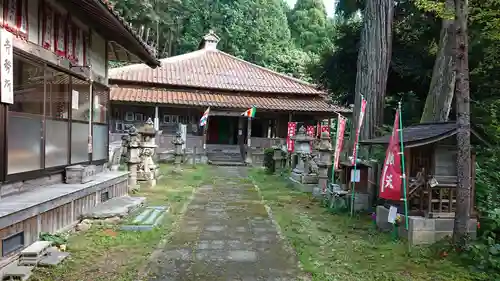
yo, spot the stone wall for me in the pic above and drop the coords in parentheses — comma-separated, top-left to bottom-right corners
(376, 205, 477, 245)
(110, 132, 203, 152)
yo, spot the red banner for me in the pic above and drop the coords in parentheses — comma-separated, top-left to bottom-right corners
(333, 115, 347, 170)
(351, 97, 367, 165)
(287, 122, 297, 152)
(306, 125, 315, 152)
(379, 109, 402, 200)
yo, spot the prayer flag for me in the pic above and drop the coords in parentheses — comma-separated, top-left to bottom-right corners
(241, 107, 256, 118)
(199, 107, 210, 127)
(379, 109, 403, 200)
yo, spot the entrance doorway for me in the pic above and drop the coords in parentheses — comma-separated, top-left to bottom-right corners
(207, 116, 239, 145)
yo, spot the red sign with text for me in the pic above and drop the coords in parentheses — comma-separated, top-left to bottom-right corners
(287, 122, 297, 152)
(306, 125, 315, 152)
(379, 109, 402, 201)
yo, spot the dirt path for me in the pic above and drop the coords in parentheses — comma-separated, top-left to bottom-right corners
(148, 166, 301, 281)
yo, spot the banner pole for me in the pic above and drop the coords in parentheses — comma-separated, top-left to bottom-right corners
(398, 101, 409, 230)
(351, 96, 365, 216)
(350, 144, 358, 216)
(331, 115, 341, 184)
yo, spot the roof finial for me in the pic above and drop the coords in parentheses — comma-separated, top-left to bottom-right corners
(201, 30, 220, 50)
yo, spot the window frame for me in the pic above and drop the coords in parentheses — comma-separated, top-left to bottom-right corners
(2, 52, 108, 183)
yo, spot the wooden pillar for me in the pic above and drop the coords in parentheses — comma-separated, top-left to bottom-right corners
(202, 116, 209, 151)
(245, 117, 252, 164)
(238, 117, 244, 159)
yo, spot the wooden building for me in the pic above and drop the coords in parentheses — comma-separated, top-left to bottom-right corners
(109, 31, 351, 163)
(361, 122, 487, 217)
(0, 0, 158, 266)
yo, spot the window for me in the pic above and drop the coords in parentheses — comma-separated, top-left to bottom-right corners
(92, 85, 109, 161)
(45, 68, 70, 167)
(70, 77, 91, 164)
(71, 78, 91, 122)
(93, 86, 108, 124)
(7, 56, 44, 174)
(101, 191, 109, 202)
(2, 232, 24, 257)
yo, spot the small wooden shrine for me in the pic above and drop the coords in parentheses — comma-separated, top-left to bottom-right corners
(361, 122, 488, 218)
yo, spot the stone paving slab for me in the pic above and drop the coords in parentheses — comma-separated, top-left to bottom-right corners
(148, 166, 301, 281)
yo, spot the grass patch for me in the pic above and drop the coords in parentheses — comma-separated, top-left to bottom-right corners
(30, 164, 212, 281)
(249, 168, 489, 281)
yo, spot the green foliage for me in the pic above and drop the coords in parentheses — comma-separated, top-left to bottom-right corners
(263, 148, 275, 174)
(39, 232, 68, 247)
(288, 0, 333, 54)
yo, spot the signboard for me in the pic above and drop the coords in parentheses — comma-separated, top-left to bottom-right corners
(306, 125, 314, 152)
(0, 29, 13, 104)
(286, 122, 297, 152)
(350, 169, 360, 182)
(54, 13, 66, 57)
(72, 90, 79, 110)
(42, 5, 53, 50)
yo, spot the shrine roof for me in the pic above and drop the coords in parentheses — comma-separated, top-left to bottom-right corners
(108, 30, 341, 96)
(110, 87, 349, 113)
(360, 122, 489, 148)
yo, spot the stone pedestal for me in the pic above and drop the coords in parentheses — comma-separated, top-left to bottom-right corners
(123, 126, 141, 192)
(317, 131, 333, 197)
(272, 145, 284, 171)
(172, 131, 185, 173)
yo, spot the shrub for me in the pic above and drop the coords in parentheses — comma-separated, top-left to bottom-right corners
(263, 148, 275, 174)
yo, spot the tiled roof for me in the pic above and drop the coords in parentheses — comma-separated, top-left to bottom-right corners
(109, 49, 323, 95)
(110, 87, 349, 113)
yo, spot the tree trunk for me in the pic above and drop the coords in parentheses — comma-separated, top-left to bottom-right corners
(453, 0, 472, 245)
(353, 0, 394, 144)
(420, 0, 456, 123)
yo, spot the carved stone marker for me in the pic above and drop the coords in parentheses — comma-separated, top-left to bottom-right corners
(65, 165, 96, 184)
(137, 118, 159, 187)
(272, 145, 284, 171)
(123, 124, 141, 192)
(172, 130, 185, 173)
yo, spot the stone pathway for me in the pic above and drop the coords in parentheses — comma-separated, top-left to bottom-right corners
(148, 166, 301, 281)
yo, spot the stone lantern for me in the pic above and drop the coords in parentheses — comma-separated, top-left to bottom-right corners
(172, 131, 185, 173)
(289, 126, 316, 186)
(137, 118, 158, 187)
(316, 131, 333, 196)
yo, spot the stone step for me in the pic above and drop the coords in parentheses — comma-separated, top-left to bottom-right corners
(0, 263, 34, 281)
(120, 206, 169, 231)
(208, 160, 246, 166)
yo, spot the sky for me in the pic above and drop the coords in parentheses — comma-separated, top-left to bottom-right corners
(285, 0, 335, 17)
